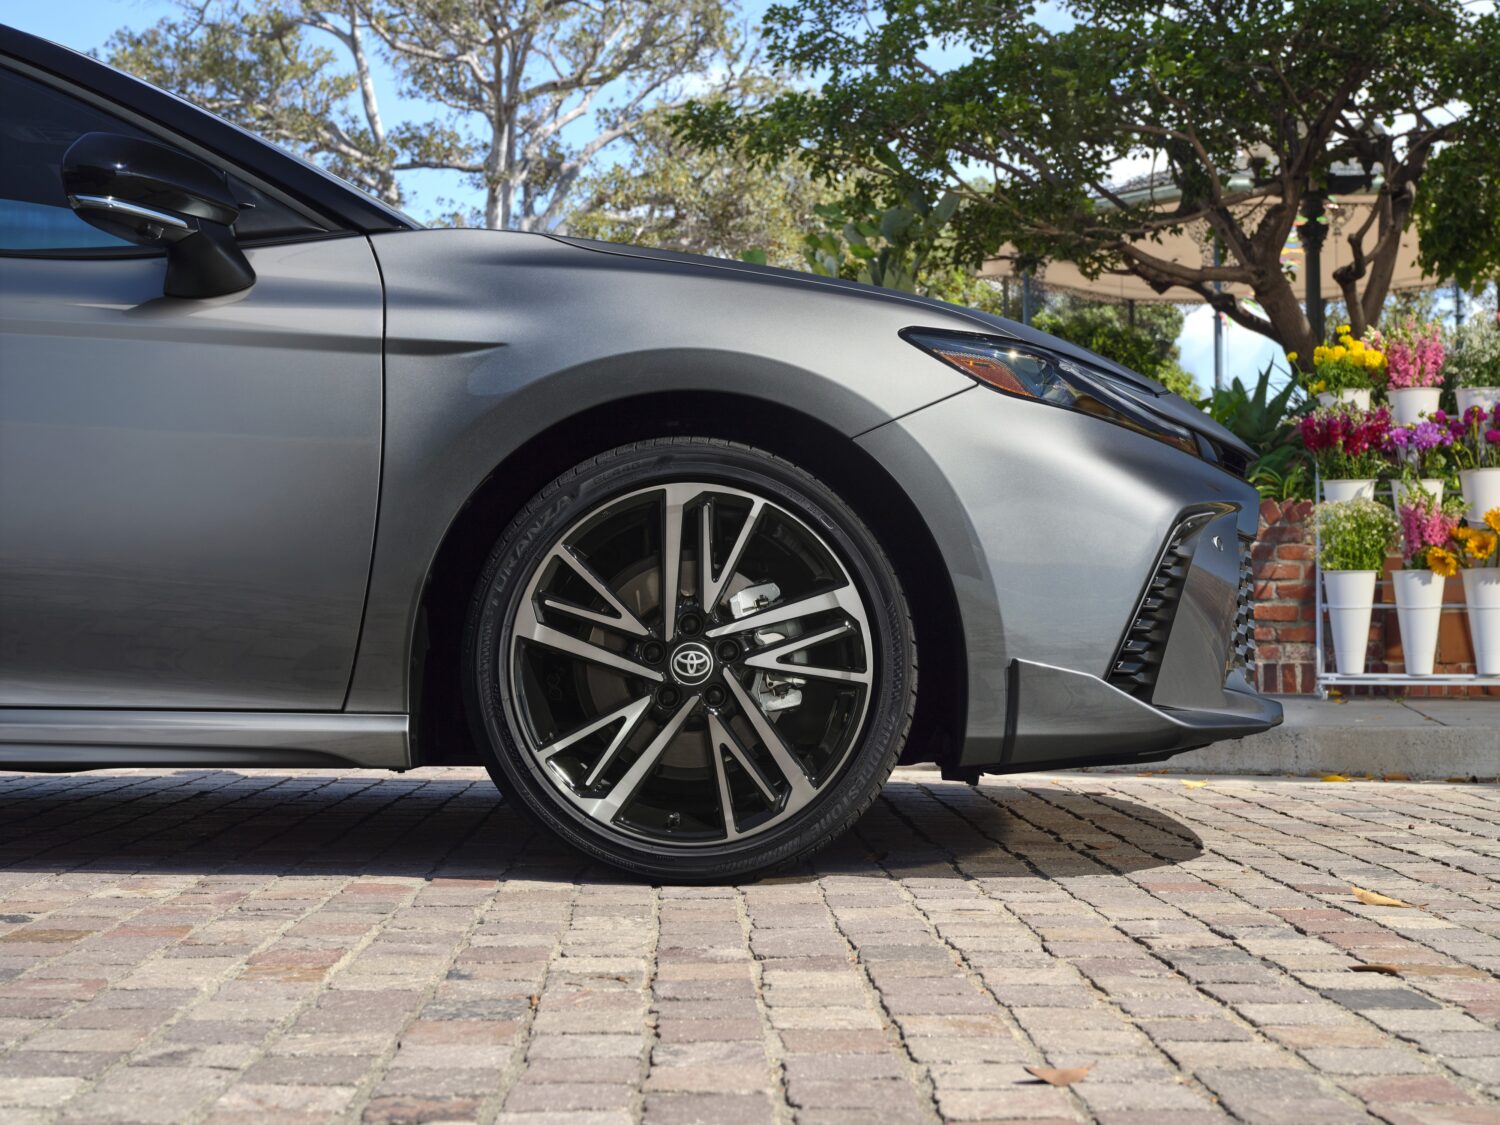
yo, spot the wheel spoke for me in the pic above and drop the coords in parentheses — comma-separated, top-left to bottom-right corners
(660, 484, 696, 641)
(741, 622, 871, 685)
(707, 721, 742, 840)
(707, 709, 778, 805)
(517, 606, 663, 683)
(540, 545, 650, 637)
(578, 695, 698, 824)
(704, 583, 866, 638)
(724, 674, 817, 803)
(700, 497, 765, 615)
(536, 695, 652, 788)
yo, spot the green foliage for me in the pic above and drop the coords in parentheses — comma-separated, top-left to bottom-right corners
(565, 108, 827, 267)
(1032, 300, 1193, 396)
(1315, 499, 1400, 572)
(1205, 363, 1313, 499)
(792, 186, 961, 294)
(678, 0, 1500, 356)
(1446, 315, 1500, 390)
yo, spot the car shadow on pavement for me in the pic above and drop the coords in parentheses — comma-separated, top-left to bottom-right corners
(0, 770, 1202, 885)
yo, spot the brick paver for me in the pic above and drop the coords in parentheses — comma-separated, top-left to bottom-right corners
(0, 767, 1496, 1124)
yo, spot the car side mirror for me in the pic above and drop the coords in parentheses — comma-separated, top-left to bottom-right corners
(62, 132, 256, 299)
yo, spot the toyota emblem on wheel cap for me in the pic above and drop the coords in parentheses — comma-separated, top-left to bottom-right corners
(670, 642, 714, 685)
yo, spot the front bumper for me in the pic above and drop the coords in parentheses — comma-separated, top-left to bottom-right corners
(856, 384, 1283, 771)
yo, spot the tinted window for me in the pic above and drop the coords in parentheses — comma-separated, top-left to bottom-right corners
(0, 67, 145, 251)
(0, 66, 326, 253)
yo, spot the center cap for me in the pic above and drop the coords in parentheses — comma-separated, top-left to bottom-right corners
(669, 642, 714, 686)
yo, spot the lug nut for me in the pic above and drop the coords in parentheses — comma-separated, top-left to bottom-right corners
(642, 641, 666, 663)
(678, 612, 702, 635)
(715, 639, 740, 662)
(704, 684, 727, 707)
(659, 686, 681, 708)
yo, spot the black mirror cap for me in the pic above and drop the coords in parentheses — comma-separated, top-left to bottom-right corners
(63, 131, 239, 227)
(61, 131, 255, 299)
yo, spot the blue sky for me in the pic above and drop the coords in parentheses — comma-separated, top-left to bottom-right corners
(10, 0, 1283, 392)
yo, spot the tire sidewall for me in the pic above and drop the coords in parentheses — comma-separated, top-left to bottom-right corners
(464, 439, 912, 881)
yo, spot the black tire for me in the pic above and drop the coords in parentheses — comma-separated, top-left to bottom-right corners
(463, 438, 916, 882)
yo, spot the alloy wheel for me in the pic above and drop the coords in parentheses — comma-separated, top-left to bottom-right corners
(505, 482, 874, 846)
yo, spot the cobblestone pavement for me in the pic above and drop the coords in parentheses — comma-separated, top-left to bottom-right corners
(0, 768, 1497, 1125)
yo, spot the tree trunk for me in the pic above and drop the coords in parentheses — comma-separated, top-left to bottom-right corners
(1251, 270, 1316, 371)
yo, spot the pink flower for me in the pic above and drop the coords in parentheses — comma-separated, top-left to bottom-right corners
(1384, 320, 1445, 389)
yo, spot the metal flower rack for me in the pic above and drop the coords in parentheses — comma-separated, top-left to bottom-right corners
(1313, 474, 1500, 697)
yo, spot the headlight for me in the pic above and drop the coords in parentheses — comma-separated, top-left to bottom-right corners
(902, 329, 1200, 458)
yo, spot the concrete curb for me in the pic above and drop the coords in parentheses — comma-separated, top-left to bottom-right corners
(1083, 696, 1499, 781)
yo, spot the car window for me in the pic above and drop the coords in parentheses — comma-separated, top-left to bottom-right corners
(0, 66, 326, 253)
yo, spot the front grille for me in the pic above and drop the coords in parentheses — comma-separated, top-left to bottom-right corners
(1108, 512, 1215, 700)
(1227, 540, 1255, 676)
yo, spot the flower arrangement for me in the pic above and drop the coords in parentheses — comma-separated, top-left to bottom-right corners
(1450, 510, 1500, 570)
(1447, 404, 1500, 470)
(1397, 490, 1466, 574)
(1446, 318, 1500, 389)
(1297, 404, 1391, 480)
(1314, 498, 1399, 571)
(1297, 324, 1386, 396)
(1383, 417, 1454, 478)
(1376, 319, 1445, 390)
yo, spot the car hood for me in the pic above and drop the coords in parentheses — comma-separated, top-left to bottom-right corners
(550, 236, 1254, 463)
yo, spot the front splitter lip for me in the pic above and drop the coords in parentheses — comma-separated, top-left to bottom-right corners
(961, 658, 1283, 771)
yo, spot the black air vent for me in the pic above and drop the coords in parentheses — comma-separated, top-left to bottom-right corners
(1108, 513, 1215, 700)
(1227, 540, 1256, 677)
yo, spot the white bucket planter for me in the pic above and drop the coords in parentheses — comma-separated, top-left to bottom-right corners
(1462, 568, 1500, 676)
(1392, 568, 1447, 675)
(1390, 478, 1445, 511)
(1459, 467, 1500, 524)
(1323, 479, 1377, 503)
(1456, 386, 1500, 418)
(1389, 386, 1442, 426)
(1316, 388, 1372, 411)
(1324, 570, 1378, 675)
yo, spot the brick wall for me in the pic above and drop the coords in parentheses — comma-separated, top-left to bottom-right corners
(1250, 499, 1498, 696)
(1251, 500, 1319, 693)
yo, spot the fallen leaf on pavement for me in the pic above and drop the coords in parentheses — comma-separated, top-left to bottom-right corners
(1351, 886, 1417, 909)
(1390, 964, 1489, 979)
(1025, 1064, 1092, 1087)
(1321, 774, 1350, 782)
(1350, 964, 1401, 975)
(1384, 772, 1410, 782)
(1181, 780, 1209, 788)
(1445, 776, 1475, 784)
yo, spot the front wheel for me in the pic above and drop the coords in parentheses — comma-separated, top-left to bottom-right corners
(463, 438, 916, 881)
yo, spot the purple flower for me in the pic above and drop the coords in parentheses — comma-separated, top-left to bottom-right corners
(1432, 410, 1448, 424)
(1487, 428, 1500, 444)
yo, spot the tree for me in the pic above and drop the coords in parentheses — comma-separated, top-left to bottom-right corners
(107, 0, 745, 228)
(676, 0, 1500, 367)
(565, 105, 827, 266)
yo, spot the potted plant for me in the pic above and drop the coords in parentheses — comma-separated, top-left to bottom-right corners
(1448, 317, 1500, 418)
(1377, 319, 1445, 425)
(1393, 491, 1464, 674)
(1451, 510, 1500, 675)
(1383, 416, 1454, 509)
(1299, 404, 1391, 502)
(1315, 498, 1399, 675)
(1447, 403, 1500, 522)
(1298, 324, 1384, 409)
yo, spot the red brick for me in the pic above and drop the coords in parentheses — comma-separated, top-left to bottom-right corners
(1276, 543, 1315, 560)
(1254, 604, 1299, 622)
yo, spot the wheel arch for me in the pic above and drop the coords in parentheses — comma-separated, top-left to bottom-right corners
(408, 390, 966, 772)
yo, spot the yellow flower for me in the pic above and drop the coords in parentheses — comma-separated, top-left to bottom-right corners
(1350, 339, 1366, 354)
(1338, 335, 1353, 348)
(1332, 345, 1348, 361)
(1311, 379, 1327, 394)
(1486, 508, 1500, 534)
(1338, 324, 1352, 335)
(1427, 547, 1459, 578)
(1286, 351, 1299, 363)
(1453, 525, 1475, 542)
(1468, 532, 1498, 561)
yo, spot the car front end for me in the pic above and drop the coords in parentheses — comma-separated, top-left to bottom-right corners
(858, 325, 1283, 774)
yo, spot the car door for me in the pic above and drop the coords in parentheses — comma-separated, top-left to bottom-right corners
(0, 63, 383, 710)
